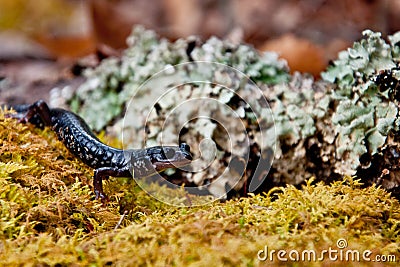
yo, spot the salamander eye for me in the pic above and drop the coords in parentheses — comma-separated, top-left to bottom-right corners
(180, 143, 190, 152)
(163, 148, 176, 159)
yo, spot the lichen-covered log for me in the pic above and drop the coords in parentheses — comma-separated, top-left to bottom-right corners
(55, 26, 289, 199)
(258, 30, 400, 196)
(57, 27, 400, 198)
(321, 30, 400, 196)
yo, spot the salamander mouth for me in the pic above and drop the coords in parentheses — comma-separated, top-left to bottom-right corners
(150, 143, 192, 170)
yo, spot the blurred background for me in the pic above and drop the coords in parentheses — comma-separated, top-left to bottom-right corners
(1, 0, 400, 103)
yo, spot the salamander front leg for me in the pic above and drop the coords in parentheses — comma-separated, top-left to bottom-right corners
(93, 166, 131, 202)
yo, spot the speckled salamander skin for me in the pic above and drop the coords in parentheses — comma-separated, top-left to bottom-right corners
(6, 100, 192, 201)
(51, 108, 127, 170)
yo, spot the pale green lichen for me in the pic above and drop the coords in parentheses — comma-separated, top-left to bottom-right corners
(321, 29, 400, 170)
(264, 30, 400, 188)
(67, 26, 289, 131)
(57, 28, 400, 196)
(57, 26, 290, 198)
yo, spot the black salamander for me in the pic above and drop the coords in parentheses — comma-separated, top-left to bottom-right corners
(5, 100, 192, 201)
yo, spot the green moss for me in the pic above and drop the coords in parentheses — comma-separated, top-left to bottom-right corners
(1, 108, 399, 266)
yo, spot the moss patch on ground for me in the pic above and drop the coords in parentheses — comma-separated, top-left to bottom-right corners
(1, 108, 400, 266)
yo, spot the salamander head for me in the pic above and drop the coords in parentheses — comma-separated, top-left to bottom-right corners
(129, 143, 192, 178)
(147, 143, 192, 171)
